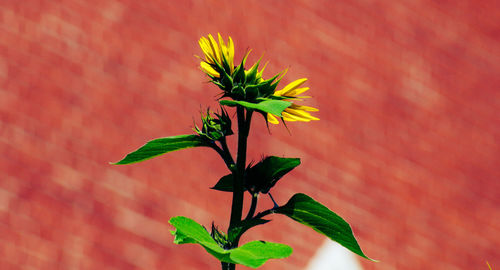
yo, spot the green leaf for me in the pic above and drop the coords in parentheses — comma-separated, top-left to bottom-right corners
(230, 241, 292, 268)
(169, 216, 292, 268)
(220, 99, 291, 117)
(275, 193, 374, 261)
(248, 156, 300, 193)
(211, 174, 236, 192)
(112, 134, 209, 165)
(228, 219, 270, 243)
(212, 157, 300, 194)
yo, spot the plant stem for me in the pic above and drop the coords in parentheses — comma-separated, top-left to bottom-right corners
(225, 107, 253, 270)
(229, 106, 250, 232)
(220, 137, 234, 165)
(210, 142, 234, 170)
(245, 193, 259, 220)
(221, 262, 235, 270)
(253, 208, 275, 220)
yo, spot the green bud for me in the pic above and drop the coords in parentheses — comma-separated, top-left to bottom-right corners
(194, 108, 233, 141)
(211, 223, 231, 249)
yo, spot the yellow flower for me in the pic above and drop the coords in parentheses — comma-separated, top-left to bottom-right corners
(267, 78, 319, 124)
(198, 33, 234, 78)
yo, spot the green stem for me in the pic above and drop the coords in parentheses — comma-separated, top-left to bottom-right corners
(245, 193, 259, 220)
(221, 262, 235, 270)
(253, 208, 275, 220)
(229, 107, 250, 231)
(225, 107, 252, 270)
(220, 137, 235, 166)
(210, 138, 235, 170)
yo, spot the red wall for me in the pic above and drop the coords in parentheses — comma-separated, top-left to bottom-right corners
(1, 1, 499, 269)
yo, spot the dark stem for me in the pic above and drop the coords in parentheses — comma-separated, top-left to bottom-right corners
(253, 208, 275, 220)
(221, 262, 235, 270)
(224, 108, 253, 270)
(228, 107, 252, 242)
(210, 141, 234, 170)
(245, 193, 259, 220)
(219, 137, 235, 166)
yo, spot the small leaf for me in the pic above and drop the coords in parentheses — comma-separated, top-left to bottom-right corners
(169, 216, 292, 268)
(112, 135, 209, 165)
(211, 156, 300, 194)
(275, 193, 374, 261)
(211, 174, 236, 192)
(248, 156, 300, 193)
(220, 99, 291, 117)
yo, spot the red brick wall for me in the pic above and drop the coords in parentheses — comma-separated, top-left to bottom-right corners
(1, 1, 498, 269)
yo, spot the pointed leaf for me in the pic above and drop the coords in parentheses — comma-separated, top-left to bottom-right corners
(248, 156, 300, 193)
(275, 193, 374, 261)
(220, 99, 291, 117)
(169, 216, 292, 268)
(112, 135, 209, 165)
(211, 174, 236, 192)
(212, 156, 300, 194)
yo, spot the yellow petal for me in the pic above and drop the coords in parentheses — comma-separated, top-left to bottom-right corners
(289, 104, 319, 112)
(200, 62, 220, 77)
(284, 109, 312, 121)
(285, 87, 310, 97)
(207, 34, 221, 63)
(218, 33, 228, 61)
(286, 108, 320, 121)
(199, 38, 214, 64)
(217, 33, 226, 49)
(203, 42, 217, 64)
(276, 78, 307, 96)
(267, 113, 279, 124)
(281, 112, 300, 122)
(227, 36, 234, 72)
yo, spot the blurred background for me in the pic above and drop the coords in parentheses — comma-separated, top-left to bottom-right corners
(0, 0, 499, 269)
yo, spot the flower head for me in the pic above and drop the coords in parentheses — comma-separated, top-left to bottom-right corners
(198, 33, 234, 78)
(267, 78, 319, 124)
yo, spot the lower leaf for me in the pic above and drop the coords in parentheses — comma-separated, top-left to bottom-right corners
(169, 216, 292, 268)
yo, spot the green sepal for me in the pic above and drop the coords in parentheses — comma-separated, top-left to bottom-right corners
(245, 84, 260, 100)
(220, 70, 234, 91)
(233, 62, 246, 85)
(245, 59, 260, 84)
(112, 134, 209, 165)
(275, 193, 375, 261)
(169, 216, 292, 268)
(219, 99, 291, 117)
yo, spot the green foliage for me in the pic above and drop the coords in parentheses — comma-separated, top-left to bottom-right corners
(170, 216, 292, 268)
(275, 193, 374, 260)
(246, 156, 300, 193)
(112, 135, 209, 165)
(194, 108, 233, 141)
(211, 174, 238, 192)
(220, 99, 291, 117)
(114, 34, 373, 269)
(212, 156, 300, 194)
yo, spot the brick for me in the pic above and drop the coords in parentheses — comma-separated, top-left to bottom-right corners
(1, 0, 499, 269)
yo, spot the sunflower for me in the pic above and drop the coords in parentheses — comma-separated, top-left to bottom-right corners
(198, 33, 234, 78)
(267, 78, 319, 124)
